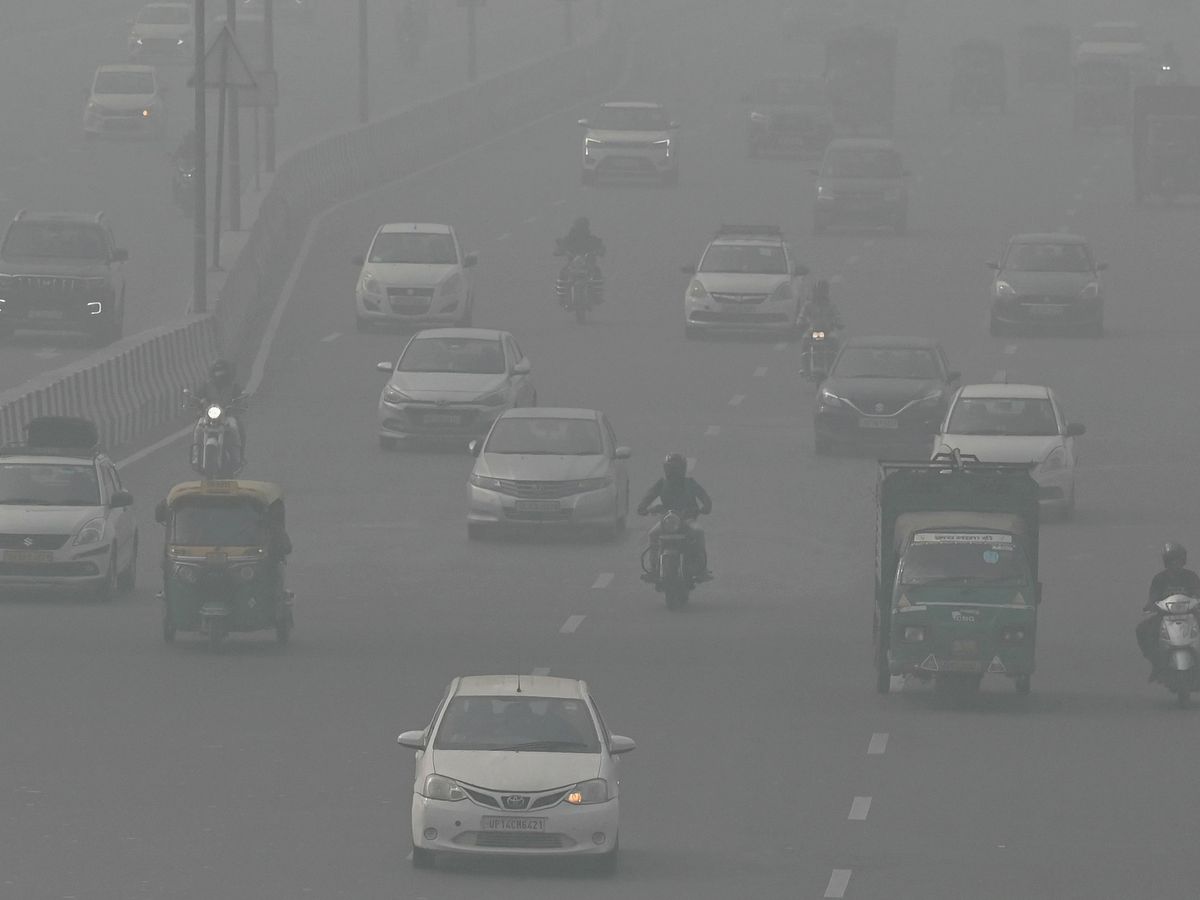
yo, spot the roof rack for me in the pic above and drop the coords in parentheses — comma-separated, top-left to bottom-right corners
(715, 224, 783, 238)
(0, 417, 103, 459)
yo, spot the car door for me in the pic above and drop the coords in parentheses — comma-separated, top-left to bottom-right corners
(505, 336, 533, 406)
(601, 415, 628, 515)
(101, 462, 133, 570)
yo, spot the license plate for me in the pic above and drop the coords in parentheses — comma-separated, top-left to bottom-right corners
(421, 413, 461, 426)
(3, 550, 54, 563)
(516, 500, 561, 511)
(859, 417, 899, 429)
(1027, 305, 1065, 317)
(481, 816, 546, 832)
(952, 639, 979, 656)
(27, 310, 65, 320)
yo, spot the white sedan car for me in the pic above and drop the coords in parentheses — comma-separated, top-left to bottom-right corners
(933, 383, 1085, 517)
(398, 675, 634, 872)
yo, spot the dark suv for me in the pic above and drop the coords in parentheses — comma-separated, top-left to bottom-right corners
(0, 212, 127, 345)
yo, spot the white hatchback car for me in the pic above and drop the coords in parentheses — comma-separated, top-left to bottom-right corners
(353, 223, 477, 331)
(127, 3, 193, 63)
(398, 675, 634, 872)
(83, 65, 167, 139)
(578, 101, 679, 185)
(933, 383, 1085, 517)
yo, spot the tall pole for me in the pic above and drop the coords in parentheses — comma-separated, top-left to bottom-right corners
(264, 0, 275, 172)
(212, 48, 227, 270)
(467, 1, 478, 83)
(358, 0, 368, 123)
(226, 0, 241, 231)
(193, 0, 207, 311)
(564, 0, 574, 46)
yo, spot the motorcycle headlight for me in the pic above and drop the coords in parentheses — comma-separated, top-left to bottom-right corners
(688, 279, 709, 301)
(361, 275, 383, 296)
(206, 405, 223, 420)
(994, 280, 1016, 298)
(469, 473, 504, 491)
(1039, 447, 1066, 472)
(1079, 281, 1100, 299)
(421, 774, 466, 802)
(819, 389, 843, 407)
(382, 386, 411, 405)
(174, 563, 199, 584)
(771, 281, 794, 303)
(565, 778, 610, 805)
(439, 272, 463, 297)
(73, 517, 106, 547)
(476, 390, 508, 407)
(811, 330, 826, 340)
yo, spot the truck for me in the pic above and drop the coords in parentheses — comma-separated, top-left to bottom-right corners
(874, 452, 1042, 699)
(822, 23, 897, 137)
(1133, 84, 1200, 204)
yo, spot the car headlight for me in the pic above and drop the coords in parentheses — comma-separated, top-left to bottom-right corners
(816, 184, 830, 197)
(476, 390, 508, 407)
(134, 37, 145, 45)
(1039, 447, 1066, 472)
(439, 272, 463, 297)
(571, 475, 614, 492)
(421, 774, 466, 802)
(811, 330, 826, 340)
(382, 386, 411, 404)
(994, 280, 1016, 298)
(142, 108, 152, 118)
(771, 281, 794, 303)
(86, 101, 99, 113)
(177, 38, 187, 46)
(469, 473, 504, 491)
(1079, 281, 1100, 299)
(653, 138, 672, 154)
(918, 390, 944, 408)
(361, 275, 383, 296)
(688, 279, 709, 301)
(749, 111, 768, 124)
(819, 389, 843, 407)
(584, 137, 601, 154)
(565, 778, 610, 805)
(73, 517, 106, 547)
(174, 563, 199, 583)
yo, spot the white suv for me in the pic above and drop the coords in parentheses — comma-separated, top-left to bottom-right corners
(578, 101, 679, 185)
(83, 65, 167, 139)
(682, 226, 809, 339)
(353, 223, 477, 331)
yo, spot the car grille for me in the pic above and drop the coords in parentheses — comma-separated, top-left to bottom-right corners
(770, 113, 808, 131)
(846, 398, 908, 416)
(504, 509, 573, 522)
(493, 480, 581, 499)
(6, 276, 98, 304)
(463, 787, 571, 810)
(596, 139, 654, 149)
(836, 191, 885, 203)
(456, 832, 570, 850)
(386, 287, 435, 298)
(136, 38, 181, 53)
(710, 293, 769, 305)
(0, 534, 70, 550)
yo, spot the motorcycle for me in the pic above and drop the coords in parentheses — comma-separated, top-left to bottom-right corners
(802, 324, 840, 377)
(1155, 63, 1184, 86)
(555, 250, 603, 323)
(639, 505, 707, 611)
(184, 389, 246, 478)
(172, 161, 196, 214)
(1150, 594, 1200, 707)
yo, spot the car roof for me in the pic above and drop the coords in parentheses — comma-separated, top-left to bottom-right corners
(410, 327, 507, 341)
(452, 675, 586, 699)
(498, 407, 600, 421)
(378, 222, 453, 235)
(958, 383, 1051, 399)
(97, 64, 155, 74)
(826, 137, 896, 150)
(601, 101, 663, 109)
(1008, 232, 1087, 244)
(843, 335, 940, 349)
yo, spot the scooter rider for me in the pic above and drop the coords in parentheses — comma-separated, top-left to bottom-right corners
(555, 216, 605, 306)
(195, 359, 246, 466)
(1136, 542, 1200, 679)
(798, 278, 843, 374)
(637, 453, 712, 581)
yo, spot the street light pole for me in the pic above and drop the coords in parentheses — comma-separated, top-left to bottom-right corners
(226, 0, 241, 231)
(358, 0, 369, 123)
(264, 0, 275, 172)
(193, 0, 207, 312)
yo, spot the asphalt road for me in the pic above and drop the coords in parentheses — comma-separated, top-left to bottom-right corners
(4, 0, 1200, 897)
(0, 0, 605, 390)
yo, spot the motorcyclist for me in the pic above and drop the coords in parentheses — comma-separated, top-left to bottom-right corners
(555, 217, 605, 306)
(1136, 542, 1200, 679)
(194, 359, 246, 466)
(798, 278, 843, 374)
(637, 453, 712, 582)
(1157, 42, 1183, 84)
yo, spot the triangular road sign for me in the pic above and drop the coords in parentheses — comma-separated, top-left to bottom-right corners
(187, 25, 258, 89)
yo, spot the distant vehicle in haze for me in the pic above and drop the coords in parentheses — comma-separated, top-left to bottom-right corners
(83, 65, 167, 140)
(742, 76, 833, 158)
(578, 101, 680, 185)
(987, 233, 1105, 337)
(127, 3, 193, 63)
(812, 138, 909, 234)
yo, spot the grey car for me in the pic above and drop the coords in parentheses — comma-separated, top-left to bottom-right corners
(987, 233, 1106, 337)
(812, 138, 909, 234)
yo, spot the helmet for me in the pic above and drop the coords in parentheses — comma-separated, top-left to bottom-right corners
(1163, 542, 1187, 568)
(209, 358, 233, 386)
(663, 452, 687, 479)
(813, 279, 830, 302)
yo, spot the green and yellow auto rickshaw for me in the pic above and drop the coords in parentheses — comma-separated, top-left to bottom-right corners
(155, 480, 294, 650)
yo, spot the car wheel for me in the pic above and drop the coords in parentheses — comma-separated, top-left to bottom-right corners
(162, 607, 176, 643)
(95, 550, 118, 602)
(529, 391, 538, 407)
(117, 536, 137, 593)
(1062, 485, 1076, 520)
(411, 844, 435, 869)
(1015, 675, 1031, 695)
(379, 436, 398, 451)
(747, 140, 759, 159)
(458, 299, 473, 327)
(1086, 318, 1104, 338)
(94, 314, 122, 347)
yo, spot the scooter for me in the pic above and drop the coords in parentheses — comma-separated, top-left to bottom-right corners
(555, 251, 604, 323)
(802, 325, 840, 377)
(1150, 594, 1200, 707)
(639, 506, 708, 611)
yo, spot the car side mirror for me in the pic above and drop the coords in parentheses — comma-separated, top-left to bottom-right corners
(112, 249, 129, 262)
(793, 264, 809, 276)
(1095, 262, 1108, 271)
(985, 261, 1000, 270)
(614, 446, 632, 460)
(609, 735, 636, 755)
(376, 361, 394, 373)
(351, 255, 364, 267)
(397, 730, 426, 750)
(1065, 422, 1086, 437)
(468, 439, 482, 457)
(577, 118, 590, 127)
(110, 490, 134, 509)
(680, 264, 697, 275)
(947, 371, 962, 383)
(511, 359, 531, 375)
(154, 499, 167, 524)
(462, 252, 478, 268)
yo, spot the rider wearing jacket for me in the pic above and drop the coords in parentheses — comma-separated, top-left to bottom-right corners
(798, 279, 843, 373)
(1137, 542, 1200, 678)
(555, 217, 605, 305)
(637, 453, 712, 580)
(195, 359, 246, 466)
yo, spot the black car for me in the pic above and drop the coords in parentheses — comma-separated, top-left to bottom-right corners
(813, 336, 959, 455)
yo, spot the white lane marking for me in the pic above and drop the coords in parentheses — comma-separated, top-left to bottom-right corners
(940, 146, 953, 158)
(560, 615, 586, 634)
(1004, 344, 1017, 355)
(704, 425, 721, 436)
(992, 369, 1007, 383)
(774, 341, 788, 351)
(829, 274, 844, 284)
(753, 366, 767, 377)
(32, 349, 61, 359)
(523, 215, 538, 224)
(824, 869, 852, 898)
(591, 573, 613, 589)
(118, 424, 192, 470)
(845, 255, 860, 265)
(867, 732, 888, 755)
(495, 232, 512, 241)
(531, 667, 551, 676)
(848, 796, 872, 821)
(729, 394, 745, 406)
(320, 331, 340, 342)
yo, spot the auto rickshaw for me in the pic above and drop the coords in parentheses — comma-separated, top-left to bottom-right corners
(950, 38, 1007, 113)
(1017, 22, 1072, 86)
(1073, 56, 1133, 131)
(155, 480, 294, 650)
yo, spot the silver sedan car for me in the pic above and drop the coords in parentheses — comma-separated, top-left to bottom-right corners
(376, 329, 536, 448)
(467, 408, 631, 539)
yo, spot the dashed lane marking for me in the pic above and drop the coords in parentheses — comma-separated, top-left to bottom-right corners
(753, 366, 768, 377)
(1073, 192, 1084, 202)
(591, 573, 613, 589)
(867, 732, 888, 755)
(824, 869, 852, 898)
(992, 369, 1007, 383)
(532, 667, 551, 676)
(863, 239, 876, 248)
(320, 332, 340, 342)
(705, 425, 721, 436)
(560, 615, 586, 634)
(1065, 209, 1077, 218)
(523, 215, 538, 224)
(551, 198, 567, 206)
(729, 394, 745, 406)
(848, 796, 872, 821)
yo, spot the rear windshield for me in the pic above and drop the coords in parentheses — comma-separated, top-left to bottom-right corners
(137, 5, 190, 24)
(484, 418, 604, 455)
(94, 70, 155, 94)
(899, 539, 1029, 588)
(1, 222, 107, 260)
(1003, 242, 1092, 273)
(0, 463, 100, 507)
(945, 397, 1059, 436)
(753, 79, 824, 105)
(821, 147, 903, 178)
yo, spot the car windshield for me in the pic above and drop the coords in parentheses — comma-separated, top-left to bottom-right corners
(754, 79, 824, 105)
(946, 397, 1059, 436)
(94, 71, 155, 94)
(484, 417, 604, 455)
(822, 147, 903, 177)
(399, 337, 505, 374)
(0, 463, 100, 506)
(832, 347, 940, 379)
(368, 232, 457, 265)
(899, 538, 1029, 588)
(138, 5, 190, 24)
(1, 222, 107, 260)
(593, 106, 670, 130)
(434, 696, 601, 753)
(1085, 24, 1143, 43)
(1004, 242, 1092, 273)
(169, 500, 268, 546)
(699, 244, 788, 275)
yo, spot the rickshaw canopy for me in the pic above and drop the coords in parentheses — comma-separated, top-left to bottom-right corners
(165, 480, 284, 509)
